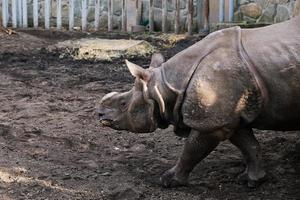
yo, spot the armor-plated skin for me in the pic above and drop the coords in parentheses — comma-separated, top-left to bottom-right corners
(97, 16, 300, 188)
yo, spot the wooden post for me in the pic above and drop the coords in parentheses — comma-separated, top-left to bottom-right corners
(149, 0, 154, 32)
(122, 0, 127, 32)
(108, 0, 113, 31)
(162, 0, 167, 33)
(196, 0, 203, 33)
(33, 0, 39, 28)
(135, 0, 139, 25)
(229, 0, 234, 22)
(82, 0, 88, 31)
(69, 0, 74, 31)
(187, 0, 193, 35)
(203, 0, 209, 33)
(2, 0, 8, 28)
(57, 0, 62, 30)
(22, 0, 28, 28)
(12, 0, 18, 28)
(174, 0, 180, 34)
(95, 0, 100, 30)
(17, 0, 23, 27)
(219, 0, 225, 22)
(45, 0, 50, 29)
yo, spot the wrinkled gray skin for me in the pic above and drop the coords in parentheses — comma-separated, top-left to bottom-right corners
(97, 16, 300, 188)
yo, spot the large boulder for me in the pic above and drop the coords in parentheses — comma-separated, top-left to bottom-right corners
(275, 5, 290, 23)
(257, 4, 277, 23)
(240, 3, 263, 19)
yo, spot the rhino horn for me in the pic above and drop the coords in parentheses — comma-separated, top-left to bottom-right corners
(150, 53, 165, 68)
(125, 59, 152, 82)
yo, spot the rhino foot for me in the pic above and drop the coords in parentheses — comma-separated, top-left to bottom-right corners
(238, 171, 267, 188)
(160, 167, 189, 188)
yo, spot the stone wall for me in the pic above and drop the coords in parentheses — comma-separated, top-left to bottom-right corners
(235, 0, 299, 23)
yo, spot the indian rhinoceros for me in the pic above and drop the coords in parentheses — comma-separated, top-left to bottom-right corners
(97, 16, 300, 188)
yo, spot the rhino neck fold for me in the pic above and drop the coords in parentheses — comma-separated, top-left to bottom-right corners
(149, 69, 177, 125)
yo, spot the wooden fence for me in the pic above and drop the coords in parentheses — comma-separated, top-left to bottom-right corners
(1, 0, 236, 35)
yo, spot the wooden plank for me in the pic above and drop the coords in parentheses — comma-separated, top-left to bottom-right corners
(69, 0, 74, 31)
(229, 0, 234, 22)
(33, 0, 39, 28)
(12, 0, 18, 28)
(149, 0, 154, 32)
(22, 0, 28, 28)
(95, 0, 100, 30)
(82, 0, 88, 31)
(203, 0, 209, 33)
(219, 0, 225, 22)
(187, 0, 193, 35)
(45, 0, 50, 29)
(17, 0, 23, 27)
(121, 0, 127, 31)
(135, 0, 139, 25)
(2, 0, 8, 28)
(174, 0, 180, 34)
(57, 0, 62, 29)
(108, 0, 112, 31)
(162, 0, 167, 33)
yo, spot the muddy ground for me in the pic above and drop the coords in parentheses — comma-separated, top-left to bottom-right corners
(0, 30, 299, 200)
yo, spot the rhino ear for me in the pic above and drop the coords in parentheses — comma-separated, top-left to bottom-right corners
(150, 53, 165, 68)
(125, 60, 151, 81)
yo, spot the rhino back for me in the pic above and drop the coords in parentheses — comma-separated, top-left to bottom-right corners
(181, 27, 262, 133)
(242, 16, 300, 130)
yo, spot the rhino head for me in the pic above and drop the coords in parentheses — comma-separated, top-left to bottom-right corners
(97, 53, 169, 133)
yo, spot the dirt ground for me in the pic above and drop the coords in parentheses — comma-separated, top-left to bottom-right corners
(0, 29, 299, 200)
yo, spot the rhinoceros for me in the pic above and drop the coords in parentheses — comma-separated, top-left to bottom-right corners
(97, 16, 300, 188)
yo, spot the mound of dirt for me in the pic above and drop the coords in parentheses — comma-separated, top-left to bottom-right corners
(47, 38, 156, 61)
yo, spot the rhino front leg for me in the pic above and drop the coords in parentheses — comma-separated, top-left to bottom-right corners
(229, 128, 266, 187)
(161, 129, 223, 188)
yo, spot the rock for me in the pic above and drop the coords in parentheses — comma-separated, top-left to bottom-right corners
(275, 5, 290, 23)
(257, 4, 277, 23)
(243, 15, 258, 23)
(240, 3, 263, 19)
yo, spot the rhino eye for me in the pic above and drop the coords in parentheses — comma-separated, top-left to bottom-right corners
(120, 101, 126, 107)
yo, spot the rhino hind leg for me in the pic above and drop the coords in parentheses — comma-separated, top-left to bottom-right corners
(229, 128, 266, 188)
(160, 129, 222, 188)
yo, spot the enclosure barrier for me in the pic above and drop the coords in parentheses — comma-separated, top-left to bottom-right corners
(1, 0, 236, 35)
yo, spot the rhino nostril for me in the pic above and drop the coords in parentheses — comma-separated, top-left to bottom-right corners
(98, 113, 105, 119)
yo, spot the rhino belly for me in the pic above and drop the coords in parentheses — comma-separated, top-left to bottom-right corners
(250, 69, 300, 131)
